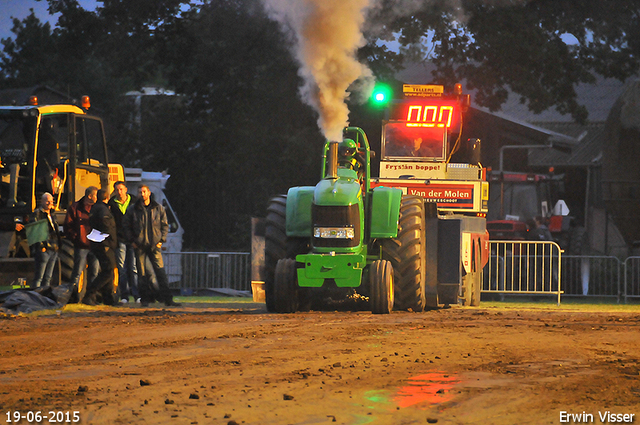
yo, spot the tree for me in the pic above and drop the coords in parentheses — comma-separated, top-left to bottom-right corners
(0, 11, 57, 86)
(365, 0, 640, 123)
(148, 0, 323, 249)
(0, 0, 324, 250)
(3, 0, 638, 248)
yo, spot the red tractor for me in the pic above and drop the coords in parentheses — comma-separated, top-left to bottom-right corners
(486, 170, 586, 254)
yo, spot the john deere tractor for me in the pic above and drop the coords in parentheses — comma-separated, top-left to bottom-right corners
(265, 127, 404, 314)
(262, 84, 489, 314)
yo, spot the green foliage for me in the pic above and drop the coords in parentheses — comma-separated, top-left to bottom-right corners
(148, 1, 323, 249)
(0, 11, 57, 86)
(1, 0, 639, 248)
(0, 0, 324, 250)
(366, 0, 640, 123)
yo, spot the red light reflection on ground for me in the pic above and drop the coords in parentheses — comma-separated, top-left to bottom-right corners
(394, 372, 460, 409)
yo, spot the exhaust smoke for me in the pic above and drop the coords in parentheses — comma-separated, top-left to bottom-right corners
(262, 0, 374, 142)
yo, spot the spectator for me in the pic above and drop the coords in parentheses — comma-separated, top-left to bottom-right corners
(83, 189, 117, 306)
(108, 181, 139, 304)
(64, 186, 99, 298)
(124, 184, 180, 307)
(528, 216, 552, 241)
(29, 192, 60, 287)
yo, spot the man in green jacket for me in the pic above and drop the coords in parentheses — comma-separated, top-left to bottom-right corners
(108, 181, 139, 303)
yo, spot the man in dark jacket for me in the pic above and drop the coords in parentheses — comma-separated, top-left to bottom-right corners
(64, 186, 99, 294)
(123, 184, 180, 307)
(30, 192, 60, 287)
(108, 181, 138, 303)
(83, 189, 118, 306)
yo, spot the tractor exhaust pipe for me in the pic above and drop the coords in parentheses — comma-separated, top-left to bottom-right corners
(326, 141, 338, 179)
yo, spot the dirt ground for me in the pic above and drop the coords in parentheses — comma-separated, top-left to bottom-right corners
(1, 300, 640, 425)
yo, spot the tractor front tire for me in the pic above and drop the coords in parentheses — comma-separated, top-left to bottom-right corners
(370, 260, 394, 314)
(274, 258, 298, 313)
(383, 196, 426, 312)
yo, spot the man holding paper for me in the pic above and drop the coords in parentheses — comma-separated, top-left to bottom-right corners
(83, 189, 118, 306)
(64, 186, 99, 296)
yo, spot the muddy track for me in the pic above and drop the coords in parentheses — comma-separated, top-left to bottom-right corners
(1, 303, 639, 424)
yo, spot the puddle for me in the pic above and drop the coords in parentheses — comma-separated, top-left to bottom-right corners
(363, 389, 394, 409)
(358, 371, 461, 420)
(394, 371, 460, 408)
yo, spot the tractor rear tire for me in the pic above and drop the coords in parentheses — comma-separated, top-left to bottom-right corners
(383, 196, 426, 312)
(265, 196, 287, 312)
(568, 226, 587, 255)
(274, 258, 298, 313)
(59, 239, 75, 283)
(264, 195, 309, 312)
(370, 260, 394, 314)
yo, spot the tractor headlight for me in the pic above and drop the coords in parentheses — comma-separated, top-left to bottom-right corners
(314, 227, 355, 239)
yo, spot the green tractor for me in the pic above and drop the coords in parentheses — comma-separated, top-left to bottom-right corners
(264, 127, 428, 314)
(260, 84, 490, 314)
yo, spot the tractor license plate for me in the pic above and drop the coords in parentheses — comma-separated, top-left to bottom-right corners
(314, 227, 355, 239)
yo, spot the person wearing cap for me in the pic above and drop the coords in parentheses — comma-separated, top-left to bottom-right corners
(30, 192, 60, 287)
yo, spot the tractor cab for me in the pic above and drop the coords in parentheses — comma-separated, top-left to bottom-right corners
(374, 84, 488, 217)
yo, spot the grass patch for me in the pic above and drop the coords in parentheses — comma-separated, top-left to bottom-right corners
(7, 296, 260, 317)
(480, 295, 640, 312)
(175, 296, 256, 304)
(10, 296, 640, 317)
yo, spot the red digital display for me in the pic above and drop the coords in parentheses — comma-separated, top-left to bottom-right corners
(406, 105, 454, 127)
(389, 101, 459, 129)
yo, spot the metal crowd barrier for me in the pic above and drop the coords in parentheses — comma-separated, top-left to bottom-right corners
(163, 252, 251, 292)
(484, 241, 562, 305)
(624, 257, 640, 302)
(158, 251, 640, 304)
(562, 255, 622, 300)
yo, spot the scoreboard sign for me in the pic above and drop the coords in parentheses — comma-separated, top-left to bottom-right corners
(402, 84, 444, 97)
(388, 100, 460, 129)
